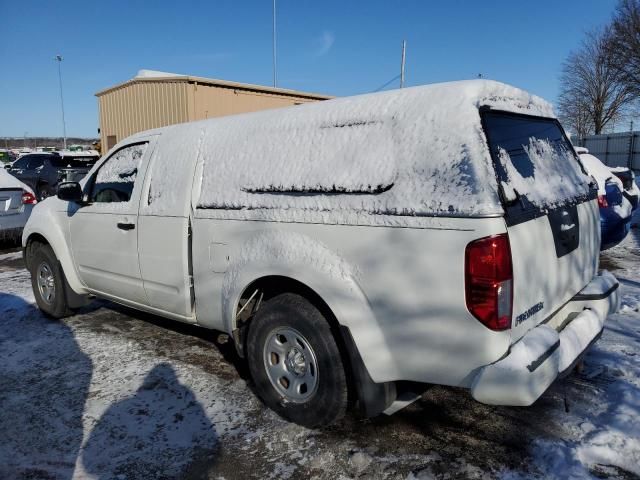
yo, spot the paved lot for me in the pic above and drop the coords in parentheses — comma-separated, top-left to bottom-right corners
(0, 233, 639, 479)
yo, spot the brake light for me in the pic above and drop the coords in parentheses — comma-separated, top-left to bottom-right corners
(597, 195, 608, 208)
(465, 234, 513, 331)
(21, 191, 37, 205)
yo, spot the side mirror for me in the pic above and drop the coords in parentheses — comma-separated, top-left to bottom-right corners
(57, 182, 84, 203)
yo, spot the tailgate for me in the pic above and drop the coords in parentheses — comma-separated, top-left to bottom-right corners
(0, 188, 24, 216)
(482, 111, 598, 341)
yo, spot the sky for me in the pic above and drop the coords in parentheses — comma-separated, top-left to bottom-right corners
(0, 0, 620, 138)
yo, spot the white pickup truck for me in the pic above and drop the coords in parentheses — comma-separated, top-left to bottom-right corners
(23, 80, 619, 427)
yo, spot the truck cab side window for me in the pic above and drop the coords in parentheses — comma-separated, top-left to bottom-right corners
(91, 143, 148, 203)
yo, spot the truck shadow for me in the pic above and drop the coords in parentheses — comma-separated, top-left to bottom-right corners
(0, 293, 92, 480)
(0, 292, 220, 479)
(80, 363, 219, 480)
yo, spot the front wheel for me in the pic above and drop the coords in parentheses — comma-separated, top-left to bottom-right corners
(29, 243, 72, 318)
(246, 293, 349, 428)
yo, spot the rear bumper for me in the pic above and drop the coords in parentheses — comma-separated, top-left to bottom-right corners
(470, 270, 619, 406)
(0, 208, 31, 238)
(601, 214, 632, 250)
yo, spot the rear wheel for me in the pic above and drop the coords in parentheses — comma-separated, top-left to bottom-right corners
(29, 243, 72, 318)
(246, 293, 348, 428)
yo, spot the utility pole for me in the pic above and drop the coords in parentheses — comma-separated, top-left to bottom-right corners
(24, 132, 28, 149)
(272, 0, 277, 88)
(400, 40, 406, 88)
(54, 55, 67, 150)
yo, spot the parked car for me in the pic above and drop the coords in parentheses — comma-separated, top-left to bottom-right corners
(0, 168, 37, 243)
(6, 151, 100, 200)
(575, 147, 633, 250)
(22, 80, 619, 427)
(575, 147, 639, 211)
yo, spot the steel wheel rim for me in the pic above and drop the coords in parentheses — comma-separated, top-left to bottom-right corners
(263, 327, 319, 403)
(36, 262, 55, 305)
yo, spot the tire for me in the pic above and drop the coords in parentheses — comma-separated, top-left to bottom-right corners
(29, 243, 72, 318)
(246, 293, 349, 428)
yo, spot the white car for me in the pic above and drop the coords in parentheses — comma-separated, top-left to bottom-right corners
(575, 147, 639, 211)
(0, 168, 37, 243)
(22, 80, 619, 427)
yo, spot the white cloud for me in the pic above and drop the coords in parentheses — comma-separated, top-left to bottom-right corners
(314, 31, 335, 56)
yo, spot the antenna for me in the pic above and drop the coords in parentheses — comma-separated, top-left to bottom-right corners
(400, 40, 406, 88)
(272, 0, 277, 87)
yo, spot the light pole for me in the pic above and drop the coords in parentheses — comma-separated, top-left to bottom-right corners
(54, 55, 67, 150)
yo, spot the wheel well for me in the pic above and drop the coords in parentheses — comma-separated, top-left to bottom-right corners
(235, 275, 339, 332)
(24, 233, 50, 270)
(234, 275, 356, 400)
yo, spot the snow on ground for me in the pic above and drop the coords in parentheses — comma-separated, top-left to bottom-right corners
(1, 220, 639, 478)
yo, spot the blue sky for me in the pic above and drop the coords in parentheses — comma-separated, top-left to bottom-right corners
(0, 0, 618, 138)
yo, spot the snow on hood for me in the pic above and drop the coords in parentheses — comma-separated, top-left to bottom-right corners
(579, 153, 622, 195)
(143, 80, 556, 220)
(0, 168, 31, 192)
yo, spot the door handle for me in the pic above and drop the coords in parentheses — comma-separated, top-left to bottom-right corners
(117, 222, 135, 230)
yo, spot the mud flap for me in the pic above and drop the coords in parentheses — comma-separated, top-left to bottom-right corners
(339, 326, 396, 417)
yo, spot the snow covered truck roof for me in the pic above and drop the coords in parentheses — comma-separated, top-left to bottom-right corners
(136, 80, 557, 219)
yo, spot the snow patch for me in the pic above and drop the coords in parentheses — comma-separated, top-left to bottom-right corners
(579, 153, 622, 195)
(497, 138, 591, 208)
(95, 143, 146, 186)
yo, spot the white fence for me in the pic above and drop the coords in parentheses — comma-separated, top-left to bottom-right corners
(572, 131, 640, 170)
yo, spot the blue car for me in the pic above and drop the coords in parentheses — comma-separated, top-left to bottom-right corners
(577, 149, 633, 250)
(599, 180, 633, 250)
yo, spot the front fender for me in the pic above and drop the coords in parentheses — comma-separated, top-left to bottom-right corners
(222, 231, 400, 383)
(22, 200, 87, 295)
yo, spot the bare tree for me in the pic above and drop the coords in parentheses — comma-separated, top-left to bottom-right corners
(608, 0, 640, 96)
(557, 29, 634, 135)
(557, 90, 594, 139)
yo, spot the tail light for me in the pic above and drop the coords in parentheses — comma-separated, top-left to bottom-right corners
(21, 191, 37, 205)
(465, 234, 513, 331)
(597, 195, 608, 208)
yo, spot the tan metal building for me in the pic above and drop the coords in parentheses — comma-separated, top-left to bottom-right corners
(95, 70, 332, 151)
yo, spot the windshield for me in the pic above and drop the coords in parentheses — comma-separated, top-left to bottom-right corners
(482, 111, 593, 211)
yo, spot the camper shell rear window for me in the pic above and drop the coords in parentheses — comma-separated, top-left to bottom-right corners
(482, 110, 595, 223)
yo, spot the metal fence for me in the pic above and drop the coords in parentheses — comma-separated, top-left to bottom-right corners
(572, 131, 640, 170)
